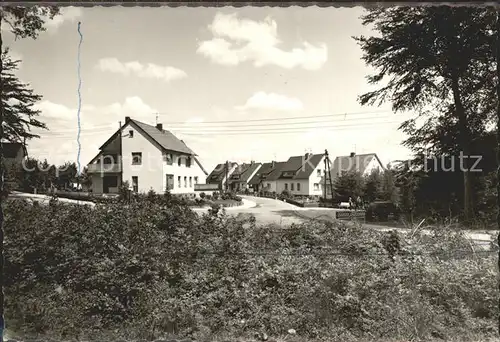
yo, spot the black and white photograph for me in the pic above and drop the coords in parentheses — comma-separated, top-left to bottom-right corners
(0, 3, 499, 342)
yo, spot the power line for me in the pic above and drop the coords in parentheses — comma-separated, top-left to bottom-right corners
(157, 109, 394, 124)
(164, 115, 395, 129)
(39, 121, 402, 139)
(175, 121, 401, 135)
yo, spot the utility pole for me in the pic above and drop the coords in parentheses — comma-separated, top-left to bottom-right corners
(225, 160, 229, 193)
(118, 120, 124, 199)
(323, 149, 334, 207)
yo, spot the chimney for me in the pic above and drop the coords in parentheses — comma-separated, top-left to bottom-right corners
(251, 160, 255, 165)
(305, 152, 311, 160)
(350, 152, 356, 158)
(272, 160, 276, 168)
(156, 123, 163, 131)
(125, 116, 131, 122)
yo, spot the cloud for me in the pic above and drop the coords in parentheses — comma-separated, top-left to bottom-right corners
(97, 58, 187, 82)
(44, 7, 83, 31)
(236, 92, 304, 111)
(197, 13, 327, 70)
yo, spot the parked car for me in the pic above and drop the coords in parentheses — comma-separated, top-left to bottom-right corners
(366, 201, 400, 222)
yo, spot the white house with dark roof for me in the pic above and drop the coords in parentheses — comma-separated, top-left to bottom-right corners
(330, 152, 385, 178)
(87, 116, 208, 194)
(323, 152, 385, 197)
(275, 152, 326, 197)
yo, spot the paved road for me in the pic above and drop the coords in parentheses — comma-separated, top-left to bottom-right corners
(232, 196, 497, 250)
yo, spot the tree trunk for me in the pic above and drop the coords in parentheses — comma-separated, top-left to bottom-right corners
(495, 10, 500, 337)
(451, 76, 474, 224)
(0, 14, 4, 342)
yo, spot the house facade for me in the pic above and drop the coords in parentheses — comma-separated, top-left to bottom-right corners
(206, 161, 239, 191)
(87, 117, 208, 195)
(324, 152, 385, 196)
(4, 142, 26, 163)
(248, 161, 281, 192)
(228, 162, 262, 192)
(257, 161, 287, 194)
(275, 153, 325, 197)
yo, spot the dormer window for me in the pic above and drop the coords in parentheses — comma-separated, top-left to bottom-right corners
(178, 156, 182, 166)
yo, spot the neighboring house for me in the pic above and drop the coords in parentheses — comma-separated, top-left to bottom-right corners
(330, 152, 385, 178)
(206, 161, 239, 191)
(4, 142, 26, 189)
(248, 161, 282, 193)
(324, 152, 385, 196)
(4, 142, 26, 163)
(258, 161, 288, 194)
(228, 161, 262, 192)
(87, 116, 208, 194)
(276, 152, 326, 197)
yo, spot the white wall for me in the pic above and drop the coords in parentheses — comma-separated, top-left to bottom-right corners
(276, 179, 310, 196)
(363, 158, 383, 176)
(307, 156, 326, 196)
(91, 175, 103, 194)
(164, 155, 207, 194)
(121, 123, 164, 193)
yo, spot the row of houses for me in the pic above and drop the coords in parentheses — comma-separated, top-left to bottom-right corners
(80, 116, 385, 196)
(207, 151, 385, 197)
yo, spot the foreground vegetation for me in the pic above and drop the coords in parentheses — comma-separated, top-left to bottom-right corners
(4, 194, 497, 341)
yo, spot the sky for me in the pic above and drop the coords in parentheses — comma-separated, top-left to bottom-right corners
(4, 6, 414, 174)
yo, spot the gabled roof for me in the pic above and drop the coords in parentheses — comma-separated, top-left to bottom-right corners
(98, 118, 195, 155)
(207, 162, 238, 183)
(331, 153, 385, 176)
(264, 162, 288, 181)
(278, 153, 324, 180)
(131, 120, 195, 155)
(248, 162, 275, 185)
(238, 163, 262, 183)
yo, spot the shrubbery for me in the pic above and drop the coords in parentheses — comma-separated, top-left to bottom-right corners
(4, 196, 497, 341)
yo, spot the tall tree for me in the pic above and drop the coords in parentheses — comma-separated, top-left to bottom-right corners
(333, 170, 364, 203)
(2, 49, 47, 141)
(364, 169, 383, 203)
(354, 7, 496, 223)
(0, 6, 60, 341)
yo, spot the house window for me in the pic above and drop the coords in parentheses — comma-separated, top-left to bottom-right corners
(129, 130, 134, 138)
(189, 177, 192, 187)
(164, 153, 173, 165)
(297, 183, 301, 191)
(166, 174, 174, 191)
(317, 169, 322, 177)
(194, 176, 199, 184)
(132, 152, 142, 165)
(132, 176, 138, 193)
(291, 183, 294, 191)
(178, 176, 181, 188)
(184, 176, 187, 188)
(267, 183, 271, 188)
(285, 183, 288, 190)
(178, 156, 182, 166)
(186, 157, 192, 167)
(314, 183, 319, 191)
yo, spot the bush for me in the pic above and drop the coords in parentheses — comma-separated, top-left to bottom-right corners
(4, 196, 497, 341)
